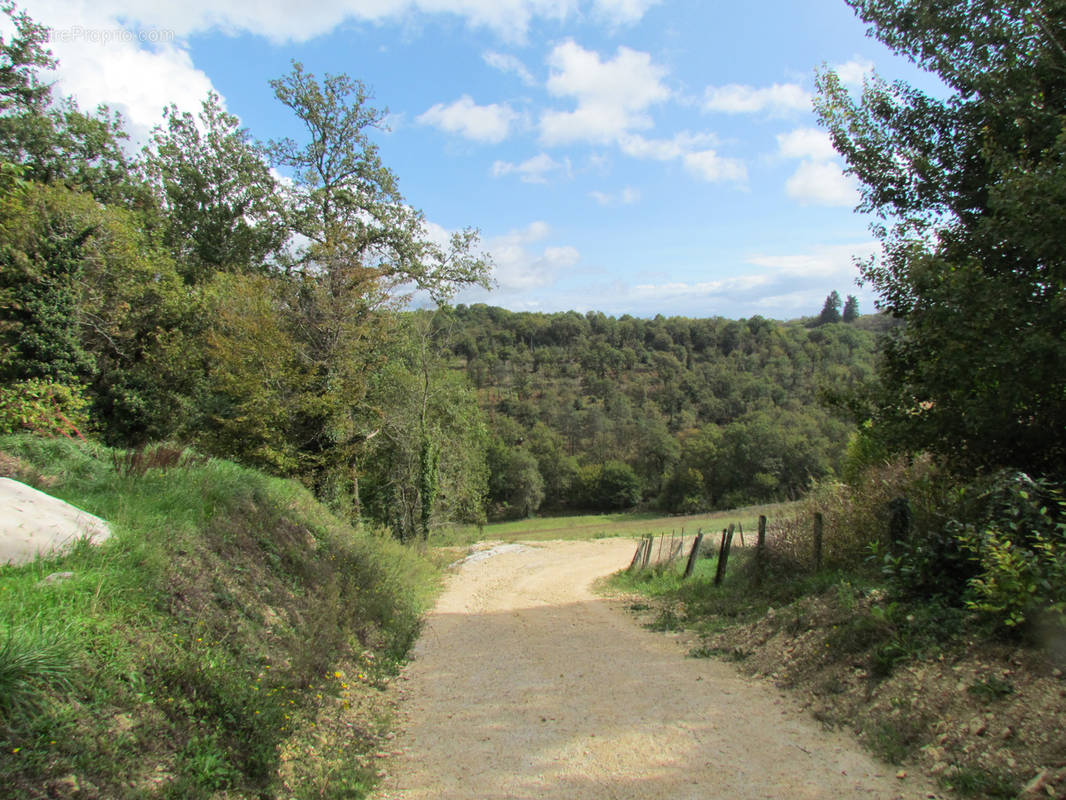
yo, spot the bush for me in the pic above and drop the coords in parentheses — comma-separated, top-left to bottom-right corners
(766, 455, 946, 574)
(0, 379, 89, 439)
(952, 472, 1066, 629)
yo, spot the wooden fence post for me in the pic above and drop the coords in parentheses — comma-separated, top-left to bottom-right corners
(641, 534, 653, 568)
(683, 530, 704, 579)
(813, 512, 824, 571)
(714, 524, 735, 587)
(628, 538, 646, 572)
(755, 514, 767, 585)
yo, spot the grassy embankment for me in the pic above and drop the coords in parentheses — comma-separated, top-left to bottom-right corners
(0, 434, 439, 800)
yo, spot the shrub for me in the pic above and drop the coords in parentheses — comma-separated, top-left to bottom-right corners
(0, 379, 89, 439)
(952, 472, 1066, 629)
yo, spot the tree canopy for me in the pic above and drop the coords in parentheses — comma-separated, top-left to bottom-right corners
(817, 0, 1066, 477)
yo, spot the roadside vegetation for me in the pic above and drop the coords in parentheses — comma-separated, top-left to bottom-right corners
(0, 434, 439, 799)
(612, 2, 1066, 796)
(613, 460, 1066, 797)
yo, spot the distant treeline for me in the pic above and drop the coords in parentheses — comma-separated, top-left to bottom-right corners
(431, 304, 889, 518)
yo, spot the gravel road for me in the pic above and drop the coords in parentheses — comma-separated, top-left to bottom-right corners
(374, 538, 937, 800)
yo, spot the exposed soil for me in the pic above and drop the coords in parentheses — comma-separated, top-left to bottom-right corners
(373, 539, 938, 799)
(689, 589, 1066, 798)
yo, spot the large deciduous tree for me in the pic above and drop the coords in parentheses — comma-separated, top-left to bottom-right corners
(817, 0, 1066, 476)
(206, 62, 491, 508)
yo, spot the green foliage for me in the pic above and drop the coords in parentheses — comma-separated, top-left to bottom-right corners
(0, 621, 73, 723)
(143, 92, 287, 283)
(841, 294, 860, 323)
(358, 312, 488, 538)
(817, 0, 1066, 476)
(953, 472, 1066, 629)
(486, 439, 544, 519)
(817, 290, 842, 325)
(0, 433, 438, 798)
(576, 460, 642, 510)
(449, 304, 876, 515)
(0, 378, 88, 437)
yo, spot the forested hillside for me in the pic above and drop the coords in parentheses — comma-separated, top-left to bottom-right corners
(435, 305, 885, 518)
(0, 3, 888, 534)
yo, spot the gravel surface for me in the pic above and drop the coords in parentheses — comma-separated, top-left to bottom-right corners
(374, 538, 938, 800)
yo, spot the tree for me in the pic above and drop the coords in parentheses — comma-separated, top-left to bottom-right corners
(0, 2, 52, 115)
(817, 290, 842, 325)
(842, 294, 860, 323)
(206, 63, 491, 507)
(816, 0, 1066, 476)
(0, 4, 144, 208)
(268, 62, 489, 303)
(357, 314, 488, 539)
(486, 439, 544, 519)
(144, 93, 287, 283)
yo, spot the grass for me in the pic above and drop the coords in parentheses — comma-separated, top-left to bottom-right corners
(0, 434, 439, 799)
(435, 501, 798, 546)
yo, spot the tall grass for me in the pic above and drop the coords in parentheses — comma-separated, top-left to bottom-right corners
(0, 622, 74, 721)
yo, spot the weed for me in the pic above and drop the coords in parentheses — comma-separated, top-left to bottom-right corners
(867, 718, 923, 764)
(646, 608, 683, 632)
(945, 765, 1019, 798)
(688, 645, 749, 661)
(870, 641, 910, 678)
(967, 675, 1015, 702)
(177, 733, 240, 793)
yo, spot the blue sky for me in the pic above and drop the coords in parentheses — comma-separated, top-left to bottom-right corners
(16, 0, 940, 320)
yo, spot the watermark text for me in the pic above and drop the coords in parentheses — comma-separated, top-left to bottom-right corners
(47, 26, 176, 46)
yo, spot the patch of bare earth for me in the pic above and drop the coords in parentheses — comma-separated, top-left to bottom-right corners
(373, 539, 939, 800)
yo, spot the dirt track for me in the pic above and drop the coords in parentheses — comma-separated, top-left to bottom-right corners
(374, 538, 937, 800)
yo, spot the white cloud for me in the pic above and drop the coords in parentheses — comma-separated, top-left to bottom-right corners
(20, 2, 214, 144)
(702, 82, 810, 114)
(18, 1, 660, 146)
(747, 242, 877, 279)
(683, 149, 747, 183)
(589, 186, 640, 205)
(27, 0, 661, 46)
(776, 127, 837, 161)
(417, 95, 520, 143)
(482, 50, 536, 85)
(492, 153, 570, 183)
(632, 274, 766, 300)
(785, 159, 859, 207)
(592, 0, 662, 25)
(539, 39, 670, 145)
(617, 130, 716, 161)
(623, 242, 879, 318)
(483, 221, 580, 291)
(833, 56, 875, 86)
(615, 132, 746, 184)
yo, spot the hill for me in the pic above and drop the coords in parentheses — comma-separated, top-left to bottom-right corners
(434, 304, 880, 519)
